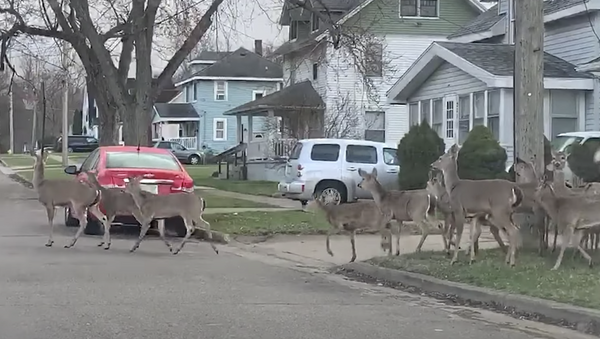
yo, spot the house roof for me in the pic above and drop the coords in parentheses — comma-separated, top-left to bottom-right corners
(191, 51, 231, 62)
(176, 48, 283, 86)
(387, 42, 594, 103)
(154, 103, 199, 119)
(448, 0, 598, 40)
(224, 80, 325, 116)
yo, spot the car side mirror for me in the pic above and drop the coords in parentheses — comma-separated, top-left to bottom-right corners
(64, 165, 79, 175)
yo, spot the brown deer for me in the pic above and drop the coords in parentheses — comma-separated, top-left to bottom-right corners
(306, 198, 394, 262)
(431, 144, 523, 266)
(32, 150, 106, 248)
(357, 168, 444, 254)
(123, 176, 218, 255)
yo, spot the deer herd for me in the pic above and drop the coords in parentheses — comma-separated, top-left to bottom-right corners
(28, 144, 600, 272)
(309, 143, 600, 271)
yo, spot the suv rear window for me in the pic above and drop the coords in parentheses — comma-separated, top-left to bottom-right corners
(310, 144, 340, 162)
(289, 142, 303, 160)
(106, 151, 181, 171)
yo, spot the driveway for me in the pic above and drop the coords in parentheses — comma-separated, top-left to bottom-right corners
(0, 173, 593, 339)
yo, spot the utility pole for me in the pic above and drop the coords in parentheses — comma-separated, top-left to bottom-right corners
(61, 40, 69, 166)
(514, 0, 545, 248)
(8, 79, 13, 154)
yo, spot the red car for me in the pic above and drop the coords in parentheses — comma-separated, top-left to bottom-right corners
(62, 145, 195, 235)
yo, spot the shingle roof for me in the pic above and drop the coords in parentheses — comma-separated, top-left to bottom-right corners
(190, 47, 283, 79)
(224, 80, 325, 115)
(437, 42, 593, 78)
(191, 51, 231, 62)
(448, 0, 590, 39)
(154, 103, 199, 119)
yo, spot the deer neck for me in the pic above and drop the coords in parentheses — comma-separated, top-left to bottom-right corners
(32, 159, 45, 189)
(128, 189, 146, 210)
(441, 162, 460, 196)
(368, 180, 388, 207)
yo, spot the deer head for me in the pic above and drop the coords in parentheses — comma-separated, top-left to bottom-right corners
(426, 171, 444, 198)
(124, 176, 143, 194)
(431, 144, 460, 173)
(547, 149, 567, 172)
(514, 156, 538, 182)
(357, 168, 378, 190)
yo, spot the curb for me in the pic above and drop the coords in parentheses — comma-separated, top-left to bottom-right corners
(335, 262, 600, 336)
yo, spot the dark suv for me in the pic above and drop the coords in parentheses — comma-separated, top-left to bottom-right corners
(54, 135, 99, 153)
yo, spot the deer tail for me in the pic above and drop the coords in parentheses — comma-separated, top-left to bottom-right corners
(511, 186, 524, 208)
(426, 194, 437, 216)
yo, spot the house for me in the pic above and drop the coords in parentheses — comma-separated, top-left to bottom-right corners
(174, 42, 284, 152)
(226, 0, 487, 148)
(151, 103, 200, 149)
(386, 0, 600, 164)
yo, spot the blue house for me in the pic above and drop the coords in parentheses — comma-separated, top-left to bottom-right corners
(174, 43, 284, 152)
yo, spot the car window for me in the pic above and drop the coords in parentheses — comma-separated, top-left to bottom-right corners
(383, 148, 399, 165)
(80, 149, 100, 171)
(583, 138, 600, 152)
(157, 142, 171, 149)
(172, 143, 186, 151)
(105, 151, 181, 171)
(289, 142, 303, 160)
(310, 144, 340, 162)
(86, 137, 98, 143)
(346, 145, 377, 164)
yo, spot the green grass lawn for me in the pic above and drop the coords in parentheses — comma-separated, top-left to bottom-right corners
(369, 248, 600, 309)
(196, 190, 279, 208)
(185, 164, 279, 197)
(204, 210, 331, 236)
(17, 168, 71, 181)
(0, 154, 60, 168)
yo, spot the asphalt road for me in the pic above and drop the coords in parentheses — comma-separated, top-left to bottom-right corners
(0, 173, 594, 339)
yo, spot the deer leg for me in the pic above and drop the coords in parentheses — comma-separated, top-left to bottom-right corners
(326, 228, 336, 257)
(595, 230, 600, 251)
(44, 205, 56, 247)
(349, 230, 357, 263)
(98, 215, 115, 250)
(573, 229, 593, 267)
(172, 218, 196, 255)
(552, 226, 574, 271)
(469, 218, 482, 265)
(193, 215, 218, 254)
(552, 221, 559, 253)
(154, 219, 173, 252)
(394, 222, 401, 256)
(65, 205, 88, 249)
(450, 214, 466, 265)
(489, 226, 507, 254)
(130, 219, 152, 253)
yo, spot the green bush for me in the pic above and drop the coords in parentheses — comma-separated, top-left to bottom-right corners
(507, 136, 552, 181)
(457, 125, 508, 180)
(397, 121, 445, 190)
(567, 142, 600, 182)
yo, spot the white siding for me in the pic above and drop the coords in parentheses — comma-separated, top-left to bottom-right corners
(409, 63, 488, 101)
(282, 44, 327, 98)
(545, 14, 600, 66)
(586, 90, 596, 131)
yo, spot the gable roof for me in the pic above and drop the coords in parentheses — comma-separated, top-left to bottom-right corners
(448, 0, 600, 40)
(175, 48, 283, 86)
(224, 80, 325, 115)
(154, 103, 199, 119)
(191, 51, 231, 62)
(387, 42, 593, 103)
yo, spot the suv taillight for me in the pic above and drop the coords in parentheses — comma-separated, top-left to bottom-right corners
(297, 164, 303, 177)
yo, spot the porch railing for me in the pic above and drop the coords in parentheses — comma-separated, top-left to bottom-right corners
(247, 138, 297, 159)
(168, 137, 198, 149)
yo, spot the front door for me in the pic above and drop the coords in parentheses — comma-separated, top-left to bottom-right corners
(343, 143, 379, 199)
(443, 95, 458, 148)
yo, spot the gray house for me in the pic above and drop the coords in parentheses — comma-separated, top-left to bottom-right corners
(387, 0, 600, 165)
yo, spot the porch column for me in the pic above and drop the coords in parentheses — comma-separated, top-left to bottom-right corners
(247, 114, 254, 142)
(236, 115, 242, 143)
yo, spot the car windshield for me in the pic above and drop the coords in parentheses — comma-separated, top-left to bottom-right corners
(105, 151, 181, 171)
(551, 135, 583, 154)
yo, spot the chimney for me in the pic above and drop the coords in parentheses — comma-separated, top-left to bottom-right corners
(254, 40, 263, 56)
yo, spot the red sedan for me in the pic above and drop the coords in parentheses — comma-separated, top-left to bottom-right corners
(62, 146, 195, 235)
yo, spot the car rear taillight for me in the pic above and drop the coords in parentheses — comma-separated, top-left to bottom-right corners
(172, 179, 194, 192)
(297, 164, 303, 177)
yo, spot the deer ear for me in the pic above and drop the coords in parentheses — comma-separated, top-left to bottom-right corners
(358, 168, 366, 177)
(371, 168, 377, 178)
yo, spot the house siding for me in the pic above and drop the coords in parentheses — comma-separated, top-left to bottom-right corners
(408, 62, 488, 101)
(190, 80, 279, 151)
(498, 0, 508, 14)
(586, 90, 596, 131)
(545, 14, 600, 66)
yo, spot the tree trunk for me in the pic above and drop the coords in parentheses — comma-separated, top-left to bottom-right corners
(122, 103, 153, 146)
(97, 101, 119, 146)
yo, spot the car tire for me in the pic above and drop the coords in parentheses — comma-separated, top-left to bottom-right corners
(314, 182, 347, 205)
(188, 154, 201, 165)
(67, 147, 74, 153)
(167, 218, 187, 237)
(64, 207, 79, 227)
(84, 218, 104, 236)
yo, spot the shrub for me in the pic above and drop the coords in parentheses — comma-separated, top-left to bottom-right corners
(397, 121, 445, 190)
(567, 142, 600, 182)
(457, 125, 508, 180)
(507, 136, 552, 181)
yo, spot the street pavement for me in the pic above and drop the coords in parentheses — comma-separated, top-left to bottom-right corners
(0, 172, 594, 339)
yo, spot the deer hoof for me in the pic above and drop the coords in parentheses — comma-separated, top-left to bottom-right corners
(589, 261, 594, 268)
(97, 242, 104, 247)
(349, 257, 356, 263)
(327, 251, 334, 257)
(395, 251, 400, 256)
(44, 241, 54, 247)
(172, 250, 180, 255)
(103, 245, 110, 250)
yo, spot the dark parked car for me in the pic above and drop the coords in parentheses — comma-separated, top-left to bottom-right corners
(54, 135, 99, 153)
(154, 141, 203, 165)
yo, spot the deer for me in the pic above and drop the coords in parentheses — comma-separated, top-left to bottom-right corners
(431, 144, 524, 266)
(32, 150, 106, 248)
(306, 198, 395, 262)
(356, 168, 445, 254)
(123, 176, 218, 255)
(426, 171, 507, 255)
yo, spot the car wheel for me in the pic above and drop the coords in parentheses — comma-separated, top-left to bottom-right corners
(84, 218, 104, 236)
(166, 218, 187, 237)
(64, 207, 79, 227)
(315, 182, 347, 205)
(189, 154, 201, 165)
(67, 147, 74, 153)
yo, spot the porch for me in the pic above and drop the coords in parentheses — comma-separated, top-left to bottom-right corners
(224, 80, 326, 160)
(151, 103, 200, 149)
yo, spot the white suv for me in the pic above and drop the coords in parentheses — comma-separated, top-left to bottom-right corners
(277, 138, 400, 205)
(552, 131, 600, 185)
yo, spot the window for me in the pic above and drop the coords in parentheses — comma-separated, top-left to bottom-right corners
(458, 95, 470, 144)
(550, 90, 578, 138)
(289, 142, 303, 160)
(310, 144, 340, 162)
(473, 91, 485, 127)
(277, 82, 283, 91)
(487, 89, 500, 140)
(213, 118, 227, 141)
(420, 100, 431, 125)
(346, 145, 378, 164)
(383, 148, 399, 165)
(432, 99, 443, 136)
(252, 90, 265, 101)
(365, 111, 385, 142)
(365, 42, 383, 77)
(445, 97, 455, 138)
(172, 143, 186, 151)
(408, 102, 419, 126)
(400, 0, 438, 17)
(311, 12, 320, 31)
(80, 149, 100, 172)
(157, 142, 171, 149)
(193, 82, 198, 101)
(214, 81, 227, 101)
(312, 63, 318, 80)
(289, 21, 298, 40)
(106, 151, 180, 171)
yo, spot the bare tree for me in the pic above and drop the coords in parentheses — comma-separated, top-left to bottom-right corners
(323, 93, 363, 139)
(0, 0, 227, 146)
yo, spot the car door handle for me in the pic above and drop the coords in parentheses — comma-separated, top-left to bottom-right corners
(386, 169, 398, 173)
(347, 167, 357, 171)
